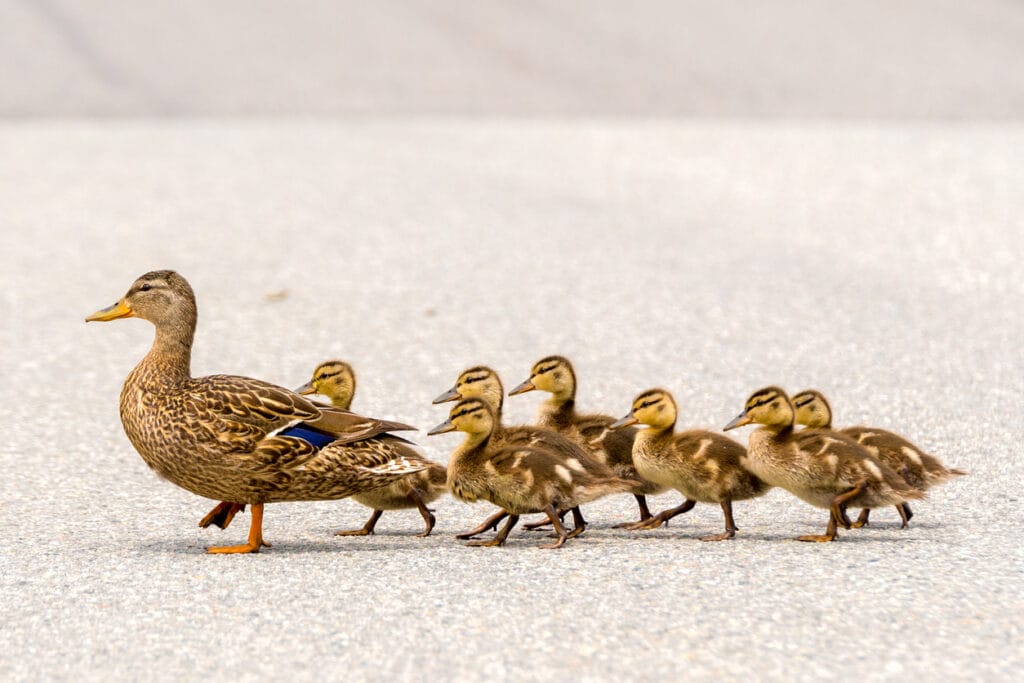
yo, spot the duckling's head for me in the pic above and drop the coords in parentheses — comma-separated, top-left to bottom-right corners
(509, 355, 576, 402)
(791, 389, 832, 429)
(427, 398, 496, 440)
(724, 386, 794, 431)
(295, 360, 357, 410)
(86, 270, 197, 333)
(432, 366, 504, 413)
(611, 388, 677, 431)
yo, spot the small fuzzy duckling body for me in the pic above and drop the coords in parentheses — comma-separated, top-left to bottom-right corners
(87, 270, 430, 553)
(295, 360, 448, 537)
(610, 389, 768, 540)
(724, 387, 923, 542)
(434, 366, 618, 537)
(509, 356, 665, 526)
(792, 389, 966, 528)
(428, 399, 635, 548)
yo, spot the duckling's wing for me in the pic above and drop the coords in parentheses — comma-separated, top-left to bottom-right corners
(793, 429, 915, 493)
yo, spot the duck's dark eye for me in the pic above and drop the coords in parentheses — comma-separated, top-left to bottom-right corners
(140, 284, 152, 292)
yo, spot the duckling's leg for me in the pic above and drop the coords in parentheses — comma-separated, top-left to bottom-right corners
(850, 508, 871, 528)
(523, 509, 569, 531)
(613, 495, 654, 528)
(466, 514, 520, 547)
(898, 503, 913, 528)
(410, 490, 437, 537)
(796, 511, 839, 543)
(198, 502, 246, 530)
(207, 503, 270, 553)
(626, 498, 695, 530)
(538, 505, 569, 549)
(335, 509, 383, 537)
(700, 499, 738, 542)
(565, 507, 587, 539)
(456, 511, 507, 540)
(829, 481, 867, 531)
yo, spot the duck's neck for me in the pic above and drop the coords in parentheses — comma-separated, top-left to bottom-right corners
(138, 316, 195, 383)
(540, 395, 575, 428)
(450, 431, 493, 468)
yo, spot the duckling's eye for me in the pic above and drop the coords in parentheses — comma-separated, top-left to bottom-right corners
(140, 284, 152, 292)
(318, 373, 328, 380)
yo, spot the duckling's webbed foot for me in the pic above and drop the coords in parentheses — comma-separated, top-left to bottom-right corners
(538, 506, 569, 549)
(199, 502, 246, 530)
(796, 511, 838, 543)
(466, 514, 520, 547)
(850, 508, 870, 529)
(456, 511, 508, 540)
(523, 509, 568, 531)
(207, 503, 270, 554)
(335, 509, 383, 536)
(626, 499, 696, 531)
(613, 494, 654, 528)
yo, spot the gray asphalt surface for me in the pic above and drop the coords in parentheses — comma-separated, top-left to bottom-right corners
(3, 0, 1024, 118)
(0, 120, 1021, 680)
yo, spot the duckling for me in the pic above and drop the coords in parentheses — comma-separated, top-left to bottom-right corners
(290, 360, 448, 537)
(433, 366, 620, 538)
(509, 356, 665, 526)
(792, 389, 966, 528)
(724, 387, 923, 542)
(86, 270, 431, 553)
(610, 389, 768, 540)
(428, 398, 635, 549)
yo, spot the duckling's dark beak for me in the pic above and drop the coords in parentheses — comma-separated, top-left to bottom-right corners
(432, 387, 461, 404)
(427, 418, 456, 436)
(610, 414, 638, 429)
(508, 379, 536, 396)
(294, 381, 316, 395)
(723, 412, 752, 431)
(86, 299, 134, 322)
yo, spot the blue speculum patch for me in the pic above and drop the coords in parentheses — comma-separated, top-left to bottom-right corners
(279, 424, 336, 449)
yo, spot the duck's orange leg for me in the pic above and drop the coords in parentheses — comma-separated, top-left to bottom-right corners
(199, 502, 246, 530)
(207, 503, 270, 554)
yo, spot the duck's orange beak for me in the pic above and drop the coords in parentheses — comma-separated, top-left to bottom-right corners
(610, 414, 638, 430)
(294, 381, 316, 395)
(86, 299, 134, 322)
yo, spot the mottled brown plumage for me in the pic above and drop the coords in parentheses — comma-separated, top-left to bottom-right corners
(508, 356, 664, 525)
(611, 389, 768, 540)
(429, 399, 636, 549)
(792, 389, 966, 528)
(724, 387, 923, 542)
(294, 360, 447, 537)
(87, 270, 430, 553)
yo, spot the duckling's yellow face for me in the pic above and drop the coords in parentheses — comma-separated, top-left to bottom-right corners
(427, 398, 495, 438)
(612, 389, 677, 430)
(297, 361, 356, 409)
(509, 356, 576, 400)
(792, 390, 832, 429)
(86, 270, 196, 328)
(433, 366, 504, 413)
(724, 386, 794, 431)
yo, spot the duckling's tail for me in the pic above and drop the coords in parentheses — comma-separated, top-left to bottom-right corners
(923, 455, 968, 488)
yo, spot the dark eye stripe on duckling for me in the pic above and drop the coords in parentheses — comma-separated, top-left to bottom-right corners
(792, 396, 814, 408)
(453, 406, 485, 419)
(747, 391, 780, 409)
(535, 365, 558, 375)
(462, 374, 488, 384)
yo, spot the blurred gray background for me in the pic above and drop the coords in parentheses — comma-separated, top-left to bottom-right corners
(2, 0, 1023, 118)
(2, 2, 1022, 682)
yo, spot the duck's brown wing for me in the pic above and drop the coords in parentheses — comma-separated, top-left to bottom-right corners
(188, 374, 415, 444)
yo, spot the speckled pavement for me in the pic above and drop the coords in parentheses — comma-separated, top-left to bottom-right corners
(0, 121, 1020, 680)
